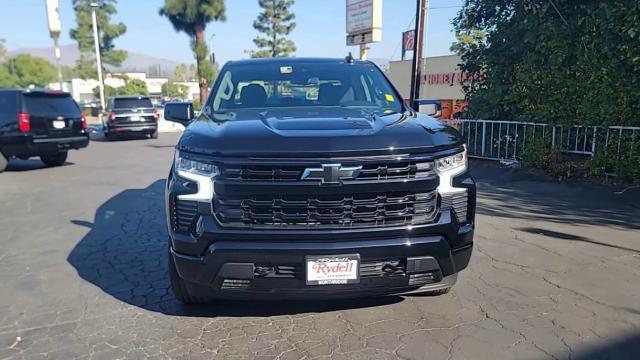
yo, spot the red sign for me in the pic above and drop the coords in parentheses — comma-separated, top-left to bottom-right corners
(424, 71, 470, 86)
(402, 30, 415, 51)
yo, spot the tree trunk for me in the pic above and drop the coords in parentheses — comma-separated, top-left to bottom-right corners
(194, 24, 208, 103)
(271, 2, 277, 58)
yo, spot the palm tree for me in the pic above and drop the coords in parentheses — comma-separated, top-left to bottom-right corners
(160, 0, 226, 102)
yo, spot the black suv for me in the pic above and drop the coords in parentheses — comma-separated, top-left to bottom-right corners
(0, 89, 89, 172)
(163, 58, 475, 303)
(105, 95, 158, 140)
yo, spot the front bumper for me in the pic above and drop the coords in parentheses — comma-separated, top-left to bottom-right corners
(169, 211, 474, 300)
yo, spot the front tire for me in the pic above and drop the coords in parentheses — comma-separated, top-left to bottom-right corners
(169, 250, 210, 304)
(40, 152, 68, 167)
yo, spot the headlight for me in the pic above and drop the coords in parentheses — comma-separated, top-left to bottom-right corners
(175, 150, 219, 177)
(435, 147, 467, 174)
(174, 151, 218, 201)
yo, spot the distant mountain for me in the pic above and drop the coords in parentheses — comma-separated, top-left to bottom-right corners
(8, 44, 188, 76)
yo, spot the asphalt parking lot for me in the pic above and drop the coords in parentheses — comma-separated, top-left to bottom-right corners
(1, 132, 639, 360)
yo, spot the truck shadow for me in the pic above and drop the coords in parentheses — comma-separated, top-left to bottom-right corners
(472, 162, 640, 232)
(5, 159, 75, 172)
(66, 179, 403, 317)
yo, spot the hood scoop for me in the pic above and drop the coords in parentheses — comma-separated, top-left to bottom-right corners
(267, 117, 374, 131)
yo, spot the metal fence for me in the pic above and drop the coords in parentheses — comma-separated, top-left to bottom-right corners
(458, 120, 639, 162)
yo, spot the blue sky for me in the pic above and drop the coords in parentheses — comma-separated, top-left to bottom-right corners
(0, 0, 462, 64)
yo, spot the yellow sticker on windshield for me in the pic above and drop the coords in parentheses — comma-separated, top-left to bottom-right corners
(385, 94, 395, 102)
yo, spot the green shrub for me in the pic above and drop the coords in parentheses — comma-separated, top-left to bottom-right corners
(521, 137, 560, 170)
(192, 99, 202, 111)
(588, 149, 640, 184)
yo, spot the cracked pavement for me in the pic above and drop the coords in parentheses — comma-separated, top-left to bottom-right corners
(1, 132, 639, 360)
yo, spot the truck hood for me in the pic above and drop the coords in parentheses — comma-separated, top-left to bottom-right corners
(176, 108, 463, 157)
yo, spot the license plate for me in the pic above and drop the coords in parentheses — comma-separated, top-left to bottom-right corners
(130, 115, 142, 121)
(53, 120, 66, 129)
(306, 254, 360, 285)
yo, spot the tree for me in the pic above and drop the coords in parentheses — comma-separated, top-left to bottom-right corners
(93, 78, 148, 98)
(70, 0, 128, 78)
(119, 79, 149, 95)
(93, 84, 117, 98)
(172, 64, 188, 81)
(252, 0, 296, 58)
(162, 82, 189, 98)
(453, 0, 640, 126)
(0, 55, 57, 88)
(160, 0, 226, 103)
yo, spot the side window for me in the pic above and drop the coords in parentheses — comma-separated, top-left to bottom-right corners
(0, 92, 19, 126)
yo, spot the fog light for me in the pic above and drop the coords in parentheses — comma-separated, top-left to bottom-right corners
(409, 272, 437, 286)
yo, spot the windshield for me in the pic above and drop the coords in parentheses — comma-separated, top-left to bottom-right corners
(23, 94, 80, 117)
(113, 97, 153, 109)
(208, 62, 403, 116)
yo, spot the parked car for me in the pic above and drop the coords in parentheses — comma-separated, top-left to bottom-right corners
(0, 88, 89, 172)
(163, 58, 476, 303)
(104, 95, 158, 140)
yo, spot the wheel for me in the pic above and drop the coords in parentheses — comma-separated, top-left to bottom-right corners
(0, 151, 8, 172)
(150, 130, 158, 139)
(168, 250, 210, 304)
(40, 152, 68, 167)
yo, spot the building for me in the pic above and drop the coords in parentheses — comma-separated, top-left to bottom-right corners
(388, 55, 468, 119)
(54, 72, 200, 103)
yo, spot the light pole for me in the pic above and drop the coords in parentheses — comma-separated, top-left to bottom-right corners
(44, 0, 63, 90)
(90, 2, 106, 128)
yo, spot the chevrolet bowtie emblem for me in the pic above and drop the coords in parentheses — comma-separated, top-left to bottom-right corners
(300, 164, 362, 185)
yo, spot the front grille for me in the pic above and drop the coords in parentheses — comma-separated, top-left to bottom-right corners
(360, 259, 406, 278)
(252, 259, 406, 280)
(220, 279, 251, 289)
(215, 190, 438, 228)
(254, 265, 302, 278)
(222, 159, 435, 182)
(172, 199, 198, 232)
(441, 190, 468, 223)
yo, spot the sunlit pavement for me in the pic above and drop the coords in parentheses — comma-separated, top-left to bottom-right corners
(1, 132, 639, 360)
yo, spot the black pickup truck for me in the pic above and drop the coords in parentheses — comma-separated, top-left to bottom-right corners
(163, 58, 475, 303)
(0, 89, 89, 172)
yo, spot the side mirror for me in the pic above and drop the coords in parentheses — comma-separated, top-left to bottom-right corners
(164, 102, 194, 126)
(412, 99, 442, 118)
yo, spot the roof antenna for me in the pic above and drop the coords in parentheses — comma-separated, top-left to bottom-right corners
(345, 52, 354, 64)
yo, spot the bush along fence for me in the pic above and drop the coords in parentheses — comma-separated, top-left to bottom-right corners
(458, 120, 640, 183)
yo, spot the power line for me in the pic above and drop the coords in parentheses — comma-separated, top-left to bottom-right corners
(388, 14, 416, 62)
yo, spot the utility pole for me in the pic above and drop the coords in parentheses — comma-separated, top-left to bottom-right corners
(409, 0, 428, 106)
(90, 2, 106, 128)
